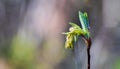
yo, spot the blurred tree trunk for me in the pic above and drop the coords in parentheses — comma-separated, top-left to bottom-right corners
(91, 0, 120, 69)
(0, 0, 28, 57)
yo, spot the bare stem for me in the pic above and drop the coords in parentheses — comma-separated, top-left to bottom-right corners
(87, 38, 91, 69)
(87, 46, 91, 69)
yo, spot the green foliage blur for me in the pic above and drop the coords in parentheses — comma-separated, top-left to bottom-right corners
(10, 34, 36, 69)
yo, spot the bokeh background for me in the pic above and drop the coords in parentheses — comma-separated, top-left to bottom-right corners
(0, 0, 120, 69)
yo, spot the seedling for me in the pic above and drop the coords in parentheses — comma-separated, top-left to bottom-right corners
(63, 11, 91, 69)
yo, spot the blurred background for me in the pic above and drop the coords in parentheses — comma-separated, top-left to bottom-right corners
(0, 0, 120, 69)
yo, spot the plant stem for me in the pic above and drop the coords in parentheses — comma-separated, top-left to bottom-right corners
(87, 46, 90, 69)
(87, 38, 91, 69)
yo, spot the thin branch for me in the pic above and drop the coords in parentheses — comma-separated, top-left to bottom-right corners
(87, 38, 91, 69)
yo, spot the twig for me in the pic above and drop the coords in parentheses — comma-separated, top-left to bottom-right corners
(87, 38, 91, 69)
(87, 46, 90, 69)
